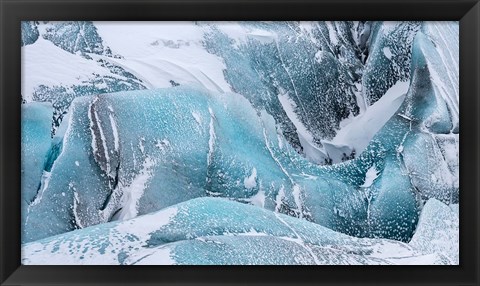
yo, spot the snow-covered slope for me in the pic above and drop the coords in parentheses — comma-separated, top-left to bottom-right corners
(22, 197, 456, 265)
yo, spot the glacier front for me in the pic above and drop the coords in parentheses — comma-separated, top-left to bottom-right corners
(21, 21, 459, 265)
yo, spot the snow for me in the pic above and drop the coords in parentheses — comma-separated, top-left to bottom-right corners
(277, 92, 326, 164)
(22, 206, 178, 265)
(275, 185, 286, 212)
(108, 110, 120, 152)
(361, 165, 379, 188)
(409, 198, 459, 264)
(21, 38, 111, 101)
(28, 171, 51, 207)
(138, 137, 145, 154)
(117, 157, 156, 220)
(22, 197, 455, 265)
(314, 50, 326, 63)
(94, 22, 231, 93)
(249, 190, 266, 208)
(73, 191, 84, 228)
(21, 21, 459, 266)
(383, 47, 393, 60)
(246, 29, 277, 44)
(243, 168, 257, 189)
(322, 80, 409, 162)
(87, 99, 99, 159)
(326, 21, 339, 46)
(191, 111, 202, 125)
(274, 212, 320, 264)
(128, 246, 176, 265)
(214, 22, 248, 48)
(115, 206, 178, 241)
(292, 184, 303, 217)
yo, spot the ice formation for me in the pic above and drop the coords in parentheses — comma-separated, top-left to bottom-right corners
(21, 21, 459, 265)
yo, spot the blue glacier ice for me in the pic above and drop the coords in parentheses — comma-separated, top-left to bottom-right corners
(21, 102, 53, 211)
(41, 21, 112, 58)
(203, 22, 362, 156)
(23, 97, 114, 242)
(22, 197, 454, 265)
(362, 21, 420, 106)
(397, 21, 459, 204)
(20, 21, 459, 264)
(24, 80, 425, 243)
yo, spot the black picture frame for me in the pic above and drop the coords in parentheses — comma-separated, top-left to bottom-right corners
(1, 0, 479, 285)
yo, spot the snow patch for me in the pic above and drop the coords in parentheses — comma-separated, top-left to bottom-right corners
(21, 38, 112, 102)
(250, 190, 266, 208)
(292, 184, 303, 218)
(326, 21, 338, 46)
(207, 107, 216, 166)
(29, 171, 51, 207)
(191, 111, 202, 125)
(244, 168, 257, 189)
(383, 47, 393, 60)
(130, 246, 176, 265)
(117, 157, 156, 220)
(94, 22, 232, 93)
(361, 165, 379, 188)
(73, 191, 84, 229)
(322, 80, 409, 163)
(108, 107, 120, 152)
(274, 185, 286, 212)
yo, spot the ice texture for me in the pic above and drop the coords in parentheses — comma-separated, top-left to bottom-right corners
(21, 21, 39, 47)
(204, 22, 362, 160)
(41, 21, 112, 58)
(398, 21, 459, 204)
(409, 199, 459, 264)
(20, 21, 459, 264)
(23, 78, 431, 243)
(22, 197, 454, 265)
(362, 22, 420, 106)
(21, 102, 53, 216)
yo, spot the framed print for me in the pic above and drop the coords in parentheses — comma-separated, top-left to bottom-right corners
(1, 0, 479, 285)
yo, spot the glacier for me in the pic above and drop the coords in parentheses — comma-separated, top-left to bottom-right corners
(22, 197, 456, 265)
(21, 21, 459, 265)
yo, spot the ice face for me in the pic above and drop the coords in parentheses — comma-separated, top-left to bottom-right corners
(397, 22, 459, 204)
(204, 22, 361, 156)
(23, 82, 424, 243)
(409, 198, 459, 264)
(362, 22, 420, 106)
(23, 97, 114, 243)
(418, 22, 459, 133)
(20, 21, 459, 264)
(21, 102, 53, 219)
(22, 197, 454, 265)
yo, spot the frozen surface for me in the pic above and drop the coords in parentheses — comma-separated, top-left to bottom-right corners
(22, 197, 455, 265)
(409, 199, 459, 264)
(21, 102, 53, 215)
(21, 21, 459, 264)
